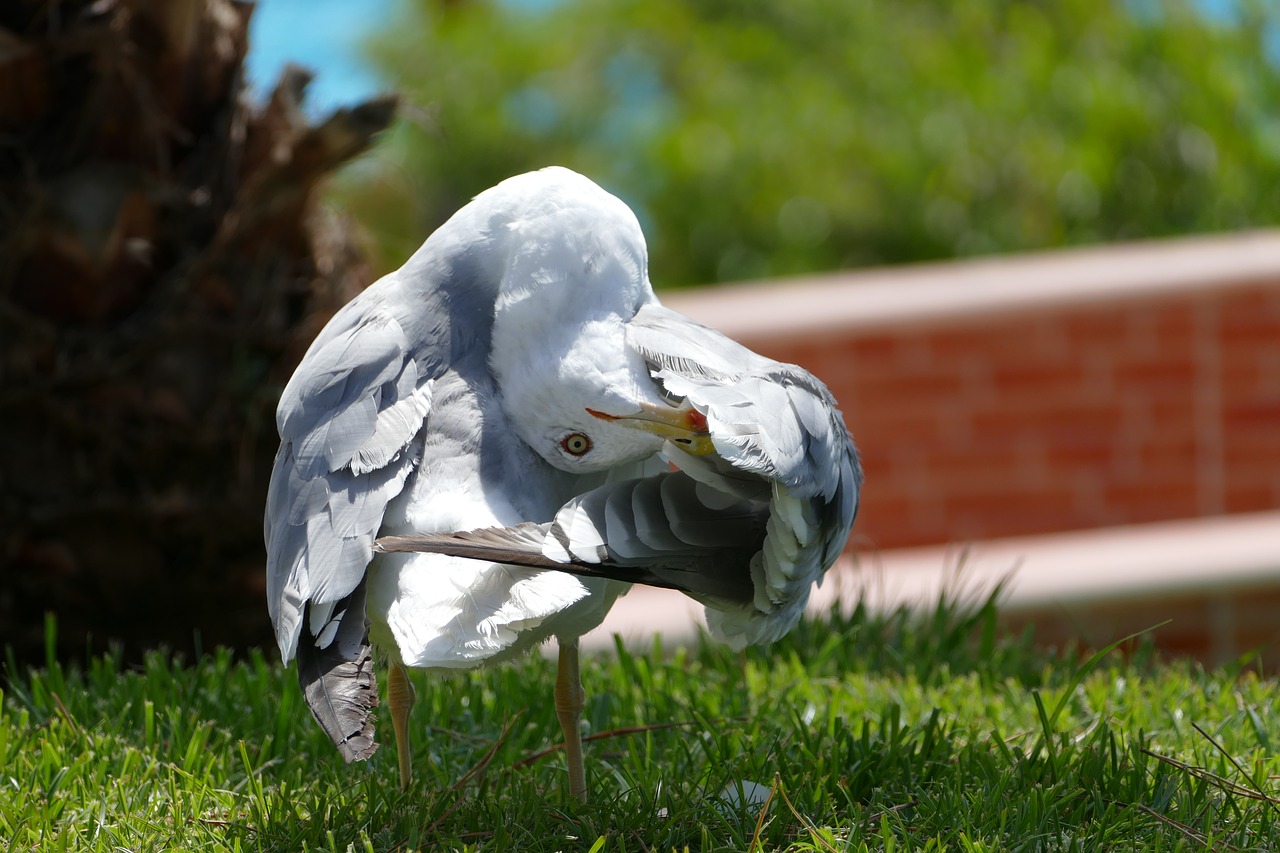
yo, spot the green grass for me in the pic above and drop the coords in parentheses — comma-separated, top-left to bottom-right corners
(3, 595, 1279, 852)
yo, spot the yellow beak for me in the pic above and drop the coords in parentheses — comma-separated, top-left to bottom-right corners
(587, 401, 716, 455)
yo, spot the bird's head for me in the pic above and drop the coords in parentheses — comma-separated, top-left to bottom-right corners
(509, 371, 714, 473)
(474, 168, 714, 472)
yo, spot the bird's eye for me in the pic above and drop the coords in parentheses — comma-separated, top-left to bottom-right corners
(560, 433, 592, 457)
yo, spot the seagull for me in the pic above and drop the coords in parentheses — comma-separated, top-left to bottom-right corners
(264, 167, 861, 801)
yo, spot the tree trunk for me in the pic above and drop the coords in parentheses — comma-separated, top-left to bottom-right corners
(0, 0, 396, 666)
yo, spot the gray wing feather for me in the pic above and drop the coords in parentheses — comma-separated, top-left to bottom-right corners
(264, 282, 444, 762)
(281, 313, 406, 475)
(628, 476, 688, 552)
(626, 303, 762, 378)
(660, 474, 760, 548)
(628, 303, 863, 646)
(266, 293, 431, 662)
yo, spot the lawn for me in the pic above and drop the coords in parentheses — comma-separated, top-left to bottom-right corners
(2, 594, 1279, 852)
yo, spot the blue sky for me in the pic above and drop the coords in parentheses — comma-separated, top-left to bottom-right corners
(245, 0, 395, 115)
(246, 0, 1273, 117)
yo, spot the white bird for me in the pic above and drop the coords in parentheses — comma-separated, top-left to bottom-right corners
(264, 167, 861, 800)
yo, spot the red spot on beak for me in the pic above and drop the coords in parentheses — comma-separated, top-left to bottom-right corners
(686, 409, 708, 432)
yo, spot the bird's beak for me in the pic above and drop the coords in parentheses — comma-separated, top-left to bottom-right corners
(587, 401, 716, 455)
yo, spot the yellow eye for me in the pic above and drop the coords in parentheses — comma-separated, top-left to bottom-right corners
(560, 433, 592, 457)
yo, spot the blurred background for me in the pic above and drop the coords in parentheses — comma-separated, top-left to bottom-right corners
(2, 0, 1277, 667)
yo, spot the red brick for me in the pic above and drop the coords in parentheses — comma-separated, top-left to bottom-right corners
(845, 333, 902, 363)
(1104, 480, 1200, 522)
(1233, 629, 1280, 658)
(1219, 346, 1280, 399)
(1127, 299, 1198, 356)
(1222, 426, 1280, 465)
(990, 362, 1089, 396)
(1222, 457, 1280, 486)
(1223, 344, 1273, 390)
(854, 426, 942, 453)
(1044, 440, 1116, 470)
(1144, 396, 1198, 431)
(1217, 333, 1280, 368)
(1061, 310, 1129, 346)
(1226, 586, 1280, 618)
(924, 322, 1063, 362)
(770, 341, 837, 370)
(853, 519, 919, 551)
(1137, 437, 1198, 476)
(922, 327, 1003, 361)
(850, 403, 952, 446)
(1223, 484, 1278, 513)
(855, 495, 948, 550)
(1219, 288, 1280, 332)
(845, 333, 934, 372)
(1007, 591, 1280, 669)
(942, 486, 1078, 525)
(1223, 401, 1280, 429)
(855, 369, 970, 402)
(854, 491, 918, 519)
(766, 344, 857, 392)
(1152, 628, 1215, 660)
(926, 449, 1038, 494)
(1113, 358, 1195, 392)
(1222, 476, 1280, 509)
(972, 403, 1124, 445)
(859, 448, 928, 487)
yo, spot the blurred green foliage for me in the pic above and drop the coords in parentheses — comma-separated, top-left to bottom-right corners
(339, 0, 1280, 286)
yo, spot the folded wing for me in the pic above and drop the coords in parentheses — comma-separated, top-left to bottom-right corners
(265, 287, 437, 760)
(377, 302, 861, 650)
(627, 303, 861, 645)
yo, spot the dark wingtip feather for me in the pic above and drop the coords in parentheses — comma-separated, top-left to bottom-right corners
(298, 640, 379, 761)
(296, 579, 380, 762)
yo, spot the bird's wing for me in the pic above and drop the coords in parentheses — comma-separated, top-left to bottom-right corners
(376, 303, 861, 649)
(625, 304, 861, 644)
(265, 285, 436, 760)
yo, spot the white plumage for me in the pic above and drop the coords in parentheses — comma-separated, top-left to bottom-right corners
(265, 167, 861, 800)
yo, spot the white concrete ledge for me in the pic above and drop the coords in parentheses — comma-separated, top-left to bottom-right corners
(843, 510, 1280, 611)
(580, 510, 1280, 652)
(662, 230, 1280, 341)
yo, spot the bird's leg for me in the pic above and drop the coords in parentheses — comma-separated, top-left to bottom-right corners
(386, 660, 416, 790)
(554, 638, 587, 802)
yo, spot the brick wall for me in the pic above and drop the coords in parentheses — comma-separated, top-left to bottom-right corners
(665, 231, 1280, 551)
